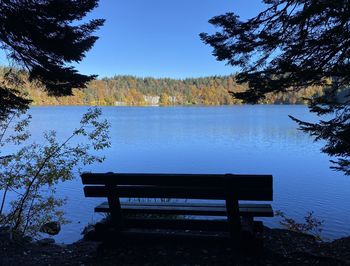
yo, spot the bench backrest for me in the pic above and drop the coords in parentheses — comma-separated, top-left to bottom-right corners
(81, 173, 273, 201)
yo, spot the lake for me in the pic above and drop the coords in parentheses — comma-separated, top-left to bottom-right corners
(8, 106, 350, 243)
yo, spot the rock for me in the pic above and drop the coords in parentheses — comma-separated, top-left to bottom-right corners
(37, 238, 55, 245)
(82, 224, 97, 241)
(81, 224, 95, 235)
(40, 221, 61, 236)
(0, 226, 13, 241)
(23, 235, 33, 243)
(95, 219, 109, 231)
(56, 243, 68, 248)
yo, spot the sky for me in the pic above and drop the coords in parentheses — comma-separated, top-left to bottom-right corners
(0, 0, 266, 79)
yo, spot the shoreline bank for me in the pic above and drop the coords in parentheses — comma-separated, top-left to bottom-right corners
(1, 227, 349, 265)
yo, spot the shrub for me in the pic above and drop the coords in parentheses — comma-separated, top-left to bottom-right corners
(275, 210, 324, 241)
(0, 107, 110, 236)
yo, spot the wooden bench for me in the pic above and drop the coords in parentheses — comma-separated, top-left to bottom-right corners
(81, 173, 273, 242)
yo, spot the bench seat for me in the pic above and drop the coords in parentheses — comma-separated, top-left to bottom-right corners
(94, 202, 269, 232)
(95, 201, 273, 217)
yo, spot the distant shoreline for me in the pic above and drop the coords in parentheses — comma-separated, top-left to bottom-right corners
(28, 103, 308, 107)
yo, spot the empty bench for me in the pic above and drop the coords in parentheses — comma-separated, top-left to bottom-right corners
(81, 173, 273, 242)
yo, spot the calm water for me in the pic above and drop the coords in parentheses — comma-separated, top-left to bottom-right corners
(8, 106, 350, 243)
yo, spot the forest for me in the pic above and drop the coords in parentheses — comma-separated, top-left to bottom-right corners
(1, 67, 325, 106)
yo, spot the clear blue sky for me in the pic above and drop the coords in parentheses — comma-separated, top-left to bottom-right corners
(78, 0, 266, 79)
(1, 0, 265, 79)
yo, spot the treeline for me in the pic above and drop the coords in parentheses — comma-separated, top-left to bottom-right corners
(1, 67, 325, 106)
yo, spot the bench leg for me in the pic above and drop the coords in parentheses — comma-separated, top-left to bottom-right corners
(241, 216, 254, 234)
(225, 197, 241, 241)
(240, 217, 265, 254)
(107, 196, 122, 224)
(106, 184, 122, 227)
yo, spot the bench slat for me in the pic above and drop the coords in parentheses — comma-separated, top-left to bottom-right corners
(123, 217, 232, 231)
(117, 229, 232, 242)
(95, 202, 274, 217)
(84, 185, 273, 201)
(81, 173, 272, 189)
(122, 218, 264, 233)
(120, 202, 272, 208)
(124, 217, 229, 231)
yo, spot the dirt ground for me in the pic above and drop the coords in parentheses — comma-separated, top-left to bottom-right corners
(1, 227, 349, 265)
